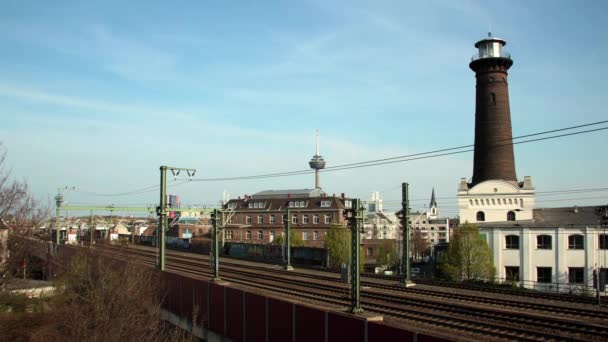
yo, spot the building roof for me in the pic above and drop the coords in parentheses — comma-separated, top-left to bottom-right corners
(226, 195, 347, 212)
(251, 189, 326, 199)
(478, 206, 602, 228)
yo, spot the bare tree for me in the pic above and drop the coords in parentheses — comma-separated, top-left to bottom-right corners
(0, 142, 48, 282)
(410, 230, 431, 262)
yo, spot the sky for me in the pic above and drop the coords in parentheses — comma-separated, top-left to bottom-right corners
(1, 0, 607, 216)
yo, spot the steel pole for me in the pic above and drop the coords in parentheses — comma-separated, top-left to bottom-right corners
(90, 210, 93, 246)
(402, 183, 411, 284)
(158, 166, 168, 271)
(55, 192, 63, 245)
(213, 209, 220, 280)
(349, 198, 363, 314)
(284, 208, 293, 270)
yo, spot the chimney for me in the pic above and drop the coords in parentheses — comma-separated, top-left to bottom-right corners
(341, 193, 345, 199)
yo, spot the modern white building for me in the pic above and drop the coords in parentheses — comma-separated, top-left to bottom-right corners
(363, 192, 398, 240)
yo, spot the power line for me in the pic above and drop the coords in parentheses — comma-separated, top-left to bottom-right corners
(71, 179, 189, 197)
(64, 120, 608, 196)
(189, 121, 608, 182)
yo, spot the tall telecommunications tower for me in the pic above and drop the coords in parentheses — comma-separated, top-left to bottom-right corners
(309, 130, 326, 189)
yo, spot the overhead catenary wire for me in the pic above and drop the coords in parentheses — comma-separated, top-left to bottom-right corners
(188, 122, 608, 182)
(68, 120, 608, 197)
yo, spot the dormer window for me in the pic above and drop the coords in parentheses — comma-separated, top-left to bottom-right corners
(321, 200, 331, 208)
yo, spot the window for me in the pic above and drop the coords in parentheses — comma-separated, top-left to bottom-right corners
(313, 231, 319, 240)
(476, 211, 485, 222)
(537, 235, 552, 249)
(490, 92, 496, 105)
(270, 231, 275, 242)
(324, 214, 331, 224)
(505, 235, 519, 249)
(321, 200, 331, 208)
(568, 234, 584, 250)
(366, 247, 373, 256)
(228, 203, 237, 209)
(198, 229, 203, 235)
(257, 231, 263, 240)
(303, 215, 309, 224)
(246, 231, 251, 240)
(507, 211, 516, 221)
(302, 232, 308, 240)
(313, 215, 320, 224)
(600, 234, 608, 249)
(245, 216, 251, 224)
(270, 215, 276, 224)
(292, 215, 298, 224)
(257, 215, 263, 224)
(344, 200, 352, 208)
(248, 203, 253, 209)
(300, 201, 305, 207)
(253, 202, 258, 209)
(505, 266, 519, 282)
(568, 267, 584, 284)
(226, 230, 233, 240)
(537, 267, 552, 283)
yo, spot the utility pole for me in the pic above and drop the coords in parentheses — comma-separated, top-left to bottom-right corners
(345, 198, 364, 314)
(283, 208, 293, 270)
(89, 210, 93, 246)
(400, 183, 413, 286)
(55, 191, 64, 245)
(156, 166, 196, 271)
(211, 209, 221, 280)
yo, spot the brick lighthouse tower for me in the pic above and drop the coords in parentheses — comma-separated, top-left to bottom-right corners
(458, 33, 535, 223)
(470, 33, 517, 186)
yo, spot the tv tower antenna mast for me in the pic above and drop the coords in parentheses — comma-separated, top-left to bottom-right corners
(308, 129, 326, 189)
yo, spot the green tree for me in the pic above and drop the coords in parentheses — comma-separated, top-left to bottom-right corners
(442, 222, 495, 281)
(272, 231, 305, 247)
(376, 242, 398, 269)
(324, 224, 365, 271)
(325, 224, 349, 268)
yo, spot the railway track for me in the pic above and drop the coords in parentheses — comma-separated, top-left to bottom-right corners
(85, 244, 608, 341)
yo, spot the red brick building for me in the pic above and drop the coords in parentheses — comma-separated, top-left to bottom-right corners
(223, 189, 351, 248)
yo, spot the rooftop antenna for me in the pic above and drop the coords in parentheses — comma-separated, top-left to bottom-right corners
(315, 129, 320, 156)
(488, 23, 492, 37)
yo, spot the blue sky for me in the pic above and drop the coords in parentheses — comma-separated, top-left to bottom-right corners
(1, 0, 607, 215)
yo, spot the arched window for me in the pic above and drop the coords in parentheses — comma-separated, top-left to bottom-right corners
(490, 92, 496, 105)
(476, 211, 485, 222)
(507, 211, 516, 221)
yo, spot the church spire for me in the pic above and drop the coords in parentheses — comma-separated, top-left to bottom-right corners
(429, 188, 437, 208)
